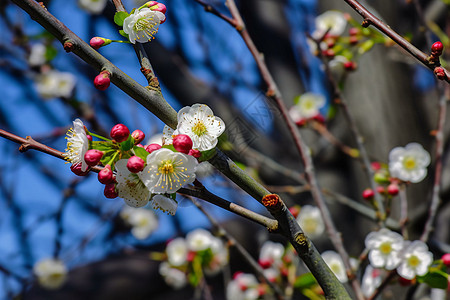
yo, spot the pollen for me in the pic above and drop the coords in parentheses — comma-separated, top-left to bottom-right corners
(192, 121, 207, 136)
(159, 160, 174, 174)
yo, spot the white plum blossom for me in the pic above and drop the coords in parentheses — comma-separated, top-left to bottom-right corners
(142, 148, 197, 194)
(397, 241, 433, 280)
(389, 143, 431, 183)
(123, 7, 165, 44)
(120, 206, 158, 239)
(226, 273, 260, 300)
(313, 10, 347, 39)
(296, 205, 325, 239)
(289, 93, 326, 123)
(176, 104, 226, 151)
(78, 0, 108, 14)
(147, 133, 164, 146)
(365, 228, 404, 270)
(115, 159, 150, 208)
(162, 125, 174, 145)
(259, 241, 285, 268)
(159, 262, 187, 290)
(186, 228, 213, 252)
(151, 194, 178, 215)
(28, 43, 47, 67)
(205, 237, 229, 275)
(321, 251, 348, 283)
(64, 118, 89, 171)
(33, 258, 68, 290)
(361, 265, 382, 298)
(35, 70, 76, 99)
(166, 237, 188, 267)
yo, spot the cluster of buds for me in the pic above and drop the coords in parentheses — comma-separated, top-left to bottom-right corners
(362, 162, 400, 200)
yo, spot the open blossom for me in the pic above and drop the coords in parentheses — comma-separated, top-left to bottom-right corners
(259, 241, 284, 268)
(35, 70, 76, 99)
(186, 228, 213, 252)
(120, 206, 158, 239)
(365, 228, 404, 270)
(166, 237, 188, 267)
(159, 262, 187, 289)
(205, 237, 228, 275)
(312, 10, 347, 39)
(33, 258, 67, 290)
(176, 104, 225, 151)
(389, 143, 431, 183)
(142, 148, 197, 194)
(226, 273, 260, 300)
(28, 43, 47, 67)
(397, 241, 433, 280)
(123, 7, 165, 44)
(78, 0, 108, 14)
(289, 93, 326, 123)
(361, 265, 382, 298)
(321, 251, 348, 283)
(115, 159, 150, 208)
(296, 205, 325, 239)
(151, 194, 178, 215)
(64, 119, 89, 172)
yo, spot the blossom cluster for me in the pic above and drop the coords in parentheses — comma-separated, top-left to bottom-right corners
(120, 206, 158, 240)
(159, 228, 228, 289)
(63, 104, 225, 215)
(289, 93, 326, 126)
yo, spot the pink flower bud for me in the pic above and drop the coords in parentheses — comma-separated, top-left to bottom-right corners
(362, 188, 374, 199)
(98, 165, 114, 184)
(288, 206, 300, 218)
(434, 67, 446, 80)
(84, 149, 104, 166)
(86, 135, 93, 141)
(104, 183, 118, 198)
(145, 143, 161, 153)
(376, 186, 386, 195)
(431, 41, 443, 55)
(387, 183, 399, 196)
(258, 259, 272, 269)
(131, 130, 145, 144)
(149, 2, 167, 14)
(441, 253, 450, 266)
(70, 163, 90, 176)
(188, 149, 201, 158)
(136, 144, 145, 148)
(186, 251, 196, 262)
(344, 61, 356, 71)
(110, 124, 130, 142)
(312, 114, 325, 123)
(94, 71, 111, 91)
(371, 162, 381, 171)
(127, 156, 145, 173)
(349, 27, 359, 36)
(89, 37, 112, 50)
(173, 134, 193, 154)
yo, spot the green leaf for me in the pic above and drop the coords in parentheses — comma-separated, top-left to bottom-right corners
(91, 141, 116, 152)
(358, 39, 375, 54)
(162, 144, 176, 152)
(133, 146, 149, 161)
(114, 11, 129, 27)
(119, 30, 129, 39)
(120, 134, 134, 152)
(417, 269, 449, 289)
(100, 150, 119, 166)
(198, 148, 217, 162)
(44, 45, 58, 61)
(294, 273, 317, 289)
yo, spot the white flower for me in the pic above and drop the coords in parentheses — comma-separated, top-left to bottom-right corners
(63, 118, 89, 171)
(162, 125, 174, 145)
(78, 0, 108, 14)
(205, 237, 228, 275)
(142, 148, 197, 194)
(123, 7, 165, 44)
(227, 273, 260, 300)
(33, 258, 67, 290)
(321, 251, 348, 283)
(313, 10, 347, 39)
(115, 159, 150, 208)
(176, 104, 226, 151)
(361, 265, 382, 298)
(296, 205, 325, 239)
(186, 228, 213, 252)
(263, 268, 279, 282)
(166, 237, 188, 267)
(28, 44, 47, 67)
(397, 241, 433, 280)
(120, 206, 158, 239)
(365, 228, 404, 270)
(147, 133, 164, 146)
(151, 194, 178, 215)
(328, 55, 349, 80)
(259, 241, 284, 267)
(35, 70, 76, 99)
(389, 143, 431, 183)
(159, 262, 187, 290)
(289, 93, 325, 123)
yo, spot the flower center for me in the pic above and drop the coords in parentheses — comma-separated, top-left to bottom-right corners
(192, 121, 207, 136)
(379, 242, 392, 254)
(330, 262, 341, 274)
(302, 99, 315, 111)
(134, 17, 151, 32)
(407, 255, 420, 268)
(403, 156, 416, 170)
(159, 160, 174, 174)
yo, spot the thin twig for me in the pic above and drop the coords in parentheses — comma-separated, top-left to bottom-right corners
(399, 184, 409, 239)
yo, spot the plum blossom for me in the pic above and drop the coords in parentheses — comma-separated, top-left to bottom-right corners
(35, 70, 76, 99)
(151, 194, 178, 215)
(64, 119, 89, 172)
(78, 0, 108, 14)
(33, 258, 67, 290)
(321, 251, 348, 283)
(226, 273, 260, 300)
(397, 241, 433, 280)
(365, 228, 404, 270)
(166, 237, 188, 267)
(389, 143, 431, 183)
(296, 205, 325, 239)
(115, 159, 150, 208)
(186, 228, 213, 252)
(259, 241, 285, 268)
(313, 11, 347, 39)
(159, 262, 187, 289)
(28, 43, 47, 67)
(289, 93, 326, 124)
(361, 265, 382, 298)
(120, 206, 158, 239)
(123, 7, 165, 44)
(205, 237, 228, 275)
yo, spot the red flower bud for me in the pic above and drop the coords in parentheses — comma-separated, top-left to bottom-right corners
(349, 36, 359, 45)
(289, 206, 300, 218)
(398, 277, 414, 286)
(258, 259, 272, 269)
(173, 134, 193, 154)
(127, 156, 145, 173)
(387, 183, 399, 196)
(362, 188, 374, 199)
(145, 143, 162, 154)
(371, 162, 381, 171)
(186, 251, 196, 262)
(188, 149, 201, 158)
(131, 130, 145, 144)
(441, 253, 450, 266)
(312, 114, 325, 123)
(89, 37, 111, 50)
(110, 124, 130, 142)
(434, 67, 446, 80)
(431, 41, 443, 55)
(70, 163, 90, 176)
(349, 27, 359, 36)
(376, 186, 386, 195)
(323, 49, 335, 58)
(98, 165, 114, 184)
(344, 61, 356, 71)
(104, 183, 118, 198)
(86, 134, 93, 142)
(84, 149, 104, 166)
(94, 71, 111, 91)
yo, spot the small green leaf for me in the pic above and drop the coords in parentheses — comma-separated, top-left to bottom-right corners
(100, 150, 119, 166)
(198, 148, 216, 162)
(417, 269, 449, 289)
(114, 11, 129, 27)
(133, 146, 149, 161)
(294, 273, 317, 289)
(91, 141, 116, 152)
(44, 45, 58, 61)
(120, 135, 134, 152)
(162, 144, 176, 152)
(119, 30, 129, 39)
(358, 39, 375, 54)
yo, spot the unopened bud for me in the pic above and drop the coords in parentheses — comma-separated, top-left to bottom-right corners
(131, 130, 145, 144)
(289, 206, 300, 218)
(376, 186, 386, 195)
(110, 124, 130, 142)
(387, 183, 399, 196)
(127, 156, 145, 173)
(84, 149, 104, 166)
(173, 134, 193, 154)
(441, 253, 450, 266)
(70, 163, 90, 176)
(98, 165, 114, 184)
(94, 70, 111, 91)
(349, 27, 359, 36)
(188, 149, 201, 158)
(86, 135, 93, 142)
(145, 143, 162, 154)
(90, 37, 112, 50)
(362, 188, 374, 199)
(323, 49, 335, 58)
(434, 67, 446, 80)
(344, 61, 356, 71)
(104, 183, 118, 198)
(431, 41, 443, 56)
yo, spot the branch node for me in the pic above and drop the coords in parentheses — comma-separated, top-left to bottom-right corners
(262, 194, 282, 212)
(361, 19, 371, 28)
(294, 232, 309, 252)
(63, 38, 75, 53)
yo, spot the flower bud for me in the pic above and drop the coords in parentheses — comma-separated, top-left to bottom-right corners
(441, 253, 450, 266)
(431, 41, 443, 56)
(84, 149, 104, 166)
(258, 259, 272, 269)
(89, 37, 112, 50)
(94, 71, 111, 91)
(349, 36, 358, 45)
(70, 163, 90, 176)
(312, 114, 325, 123)
(104, 183, 118, 198)
(86, 134, 93, 142)
(434, 67, 446, 80)
(110, 124, 130, 142)
(127, 156, 145, 173)
(376, 186, 386, 195)
(131, 130, 145, 144)
(136, 143, 145, 148)
(145, 143, 162, 153)
(188, 149, 201, 158)
(387, 183, 399, 196)
(173, 134, 193, 154)
(362, 188, 374, 199)
(148, 2, 166, 14)
(323, 49, 335, 58)
(371, 162, 381, 171)
(344, 61, 356, 71)
(98, 165, 114, 184)
(349, 27, 359, 36)
(289, 206, 300, 218)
